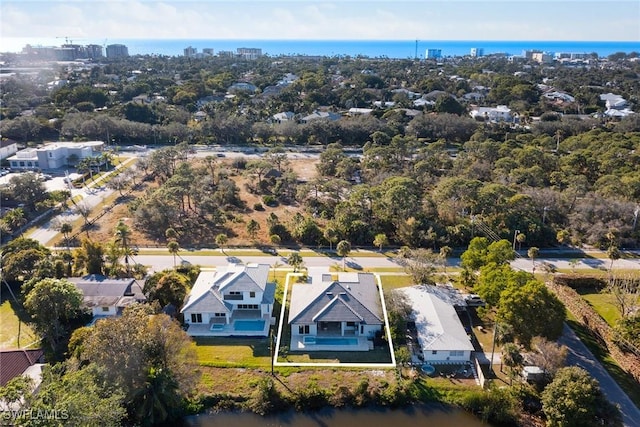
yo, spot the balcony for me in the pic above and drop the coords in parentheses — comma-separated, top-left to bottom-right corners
(223, 294, 243, 301)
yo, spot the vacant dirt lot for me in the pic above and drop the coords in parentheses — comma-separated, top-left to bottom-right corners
(84, 158, 320, 248)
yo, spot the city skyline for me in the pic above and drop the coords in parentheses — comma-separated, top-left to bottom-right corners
(0, 0, 638, 53)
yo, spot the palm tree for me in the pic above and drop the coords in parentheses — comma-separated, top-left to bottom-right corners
(336, 240, 351, 271)
(501, 343, 524, 385)
(528, 247, 539, 274)
(215, 233, 228, 253)
(131, 367, 181, 426)
(607, 245, 620, 277)
(60, 222, 73, 252)
(287, 252, 303, 273)
(114, 219, 133, 276)
(373, 233, 388, 252)
(439, 246, 452, 274)
(167, 241, 180, 267)
(323, 227, 338, 251)
(516, 232, 526, 251)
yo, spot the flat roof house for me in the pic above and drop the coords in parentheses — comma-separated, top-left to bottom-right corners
(8, 141, 104, 171)
(288, 272, 384, 352)
(181, 264, 275, 337)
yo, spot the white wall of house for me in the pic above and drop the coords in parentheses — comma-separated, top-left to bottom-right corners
(0, 142, 18, 160)
(422, 349, 471, 364)
(291, 323, 318, 336)
(92, 305, 117, 317)
(361, 324, 381, 338)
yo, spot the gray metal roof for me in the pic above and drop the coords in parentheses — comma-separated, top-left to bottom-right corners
(401, 286, 474, 352)
(289, 273, 382, 325)
(68, 275, 146, 307)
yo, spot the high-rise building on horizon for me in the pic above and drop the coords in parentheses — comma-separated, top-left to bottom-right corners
(202, 48, 214, 56)
(184, 46, 197, 57)
(425, 48, 442, 59)
(106, 44, 129, 59)
(237, 47, 262, 60)
(470, 47, 484, 57)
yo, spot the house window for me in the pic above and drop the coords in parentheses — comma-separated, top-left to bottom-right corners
(101, 306, 110, 312)
(237, 304, 258, 310)
(298, 325, 310, 334)
(449, 350, 464, 357)
(191, 313, 203, 323)
(432, 350, 438, 355)
(214, 313, 226, 317)
(360, 325, 364, 334)
(250, 291, 255, 298)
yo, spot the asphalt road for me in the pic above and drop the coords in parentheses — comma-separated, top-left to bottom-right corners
(136, 252, 402, 273)
(558, 324, 640, 427)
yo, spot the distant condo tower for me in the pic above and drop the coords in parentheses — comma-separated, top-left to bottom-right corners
(470, 47, 484, 57)
(237, 47, 262, 60)
(106, 44, 129, 59)
(184, 46, 197, 57)
(425, 48, 442, 59)
(202, 48, 214, 56)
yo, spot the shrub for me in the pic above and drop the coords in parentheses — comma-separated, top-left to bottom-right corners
(253, 203, 264, 211)
(552, 274, 606, 290)
(262, 195, 278, 207)
(294, 382, 328, 411)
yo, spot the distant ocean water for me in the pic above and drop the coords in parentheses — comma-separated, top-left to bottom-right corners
(108, 39, 638, 58)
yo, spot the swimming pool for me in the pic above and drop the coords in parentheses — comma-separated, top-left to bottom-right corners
(303, 336, 358, 346)
(234, 319, 266, 331)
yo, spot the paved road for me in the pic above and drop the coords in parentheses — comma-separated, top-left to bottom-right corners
(136, 253, 402, 273)
(558, 323, 640, 427)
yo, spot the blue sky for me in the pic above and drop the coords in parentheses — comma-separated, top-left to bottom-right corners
(1, 0, 638, 52)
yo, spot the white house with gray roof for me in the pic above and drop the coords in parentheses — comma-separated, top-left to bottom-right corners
(288, 272, 384, 351)
(68, 275, 146, 323)
(401, 287, 474, 364)
(181, 264, 275, 337)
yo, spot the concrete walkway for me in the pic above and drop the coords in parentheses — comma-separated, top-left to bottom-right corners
(558, 323, 640, 427)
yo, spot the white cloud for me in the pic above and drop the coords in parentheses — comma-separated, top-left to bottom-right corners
(0, 0, 638, 44)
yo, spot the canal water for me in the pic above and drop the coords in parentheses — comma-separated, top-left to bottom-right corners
(182, 404, 489, 427)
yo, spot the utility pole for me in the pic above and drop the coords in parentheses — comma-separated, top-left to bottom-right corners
(512, 229, 520, 251)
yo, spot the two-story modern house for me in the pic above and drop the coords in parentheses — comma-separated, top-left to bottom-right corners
(181, 264, 275, 337)
(288, 272, 384, 351)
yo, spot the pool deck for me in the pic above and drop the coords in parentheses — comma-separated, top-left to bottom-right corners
(186, 316, 273, 337)
(290, 334, 372, 352)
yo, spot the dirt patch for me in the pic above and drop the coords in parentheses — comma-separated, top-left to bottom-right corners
(82, 158, 319, 248)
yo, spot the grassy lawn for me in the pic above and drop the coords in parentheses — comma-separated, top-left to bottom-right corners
(578, 292, 622, 327)
(192, 337, 272, 368)
(379, 274, 414, 289)
(0, 299, 38, 349)
(566, 314, 640, 408)
(283, 347, 393, 364)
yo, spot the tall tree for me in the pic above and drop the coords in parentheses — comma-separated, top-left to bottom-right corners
(373, 233, 388, 252)
(144, 270, 190, 309)
(167, 240, 180, 267)
(496, 280, 565, 347)
(246, 219, 260, 240)
(528, 246, 540, 274)
(336, 240, 352, 271)
(397, 248, 440, 286)
(215, 233, 228, 252)
(24, 278, 84, 358)
(323, 227, 338, 251)
(542, 367, 621, 427)
(79, 305, 199, 426)
(287, 252, 304, 273)
(114, 219, 134, 276)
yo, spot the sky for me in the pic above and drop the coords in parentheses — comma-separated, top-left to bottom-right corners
(0, 0, 639, 52)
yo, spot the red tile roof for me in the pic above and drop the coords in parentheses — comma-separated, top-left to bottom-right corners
(0, 349, 44, 386)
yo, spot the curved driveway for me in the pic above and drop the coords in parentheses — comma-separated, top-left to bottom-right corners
(558, 324, 640, 427)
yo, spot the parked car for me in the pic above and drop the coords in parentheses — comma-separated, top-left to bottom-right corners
(464, 294, 486, 307)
